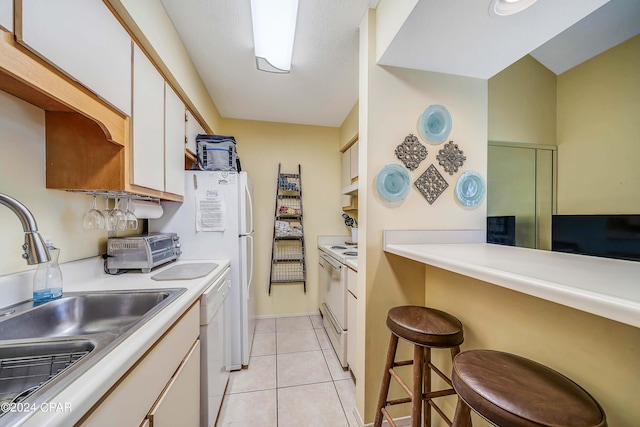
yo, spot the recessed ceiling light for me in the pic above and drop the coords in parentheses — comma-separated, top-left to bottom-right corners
(489, 0, 539, 16)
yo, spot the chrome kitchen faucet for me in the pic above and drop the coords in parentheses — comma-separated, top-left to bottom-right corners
(0, 193, 50, 264)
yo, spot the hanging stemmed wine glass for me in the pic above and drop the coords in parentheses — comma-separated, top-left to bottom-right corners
(108, 195, 127, 232)
(82, 194, 106, 230)
(124, 197, 138, 230)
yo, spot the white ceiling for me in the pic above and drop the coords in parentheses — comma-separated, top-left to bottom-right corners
(530, 0, 640, 75)
(377, 0, 609, 79)
(159, 0, 378, 127)
(160, 0, 639, 128)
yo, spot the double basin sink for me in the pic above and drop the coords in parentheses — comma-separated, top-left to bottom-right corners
(0, 288, 185, 425)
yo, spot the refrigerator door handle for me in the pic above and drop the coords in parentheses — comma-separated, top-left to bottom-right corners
(244, 182, 254, 233)
(247, 234, 254, 297)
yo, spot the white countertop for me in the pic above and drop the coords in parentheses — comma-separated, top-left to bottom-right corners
(384, 242, 640, 329)
(346, 259, 358, 271)
(5, 257, 230, 427)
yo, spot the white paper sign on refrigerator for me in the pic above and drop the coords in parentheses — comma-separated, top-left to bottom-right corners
(196, 193, 226, 232)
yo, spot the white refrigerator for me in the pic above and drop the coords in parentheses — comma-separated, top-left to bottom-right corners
(150, 170, 255, 370)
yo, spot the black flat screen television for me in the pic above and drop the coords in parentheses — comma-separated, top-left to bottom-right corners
(551, 214, 640, 261)
(487, 216, 516, 246)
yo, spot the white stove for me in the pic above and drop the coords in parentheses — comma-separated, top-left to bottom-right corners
(317, 236, 357, 368)
(318, 243, 358, 264)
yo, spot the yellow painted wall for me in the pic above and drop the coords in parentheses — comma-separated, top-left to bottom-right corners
(0, 91, 104, 275)
(557, 34, 640, 214)
(218, 119, 344, 316)
(359, 8, 488, 423)
(425, 265, 640, 427)
(488, 55, 557, 145)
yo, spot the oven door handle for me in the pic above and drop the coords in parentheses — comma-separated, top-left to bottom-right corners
(322, 303, 343, 336)
(320, 253, 342, 270)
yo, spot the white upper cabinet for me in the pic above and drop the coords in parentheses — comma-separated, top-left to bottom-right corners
(185, 110, 206, 157)
(165, 82, 186, 196)
(132, 44, 165, 191)
(0, 0, 12, 32)
(341, 141, 359, 195)
(16, 0, 132, 115)
(349, 141, 359, 181)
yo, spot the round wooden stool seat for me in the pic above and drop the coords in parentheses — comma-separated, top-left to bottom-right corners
(375, 306, 465, 427)
(452, 350, 607, 427)
(387, 306, 464, 348)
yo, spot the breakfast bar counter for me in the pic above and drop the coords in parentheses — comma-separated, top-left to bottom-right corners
(381, 230, 640, 426)
(384, 241, 640, 329)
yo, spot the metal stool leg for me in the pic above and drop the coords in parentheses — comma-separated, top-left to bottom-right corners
(374, 334, 399, 427)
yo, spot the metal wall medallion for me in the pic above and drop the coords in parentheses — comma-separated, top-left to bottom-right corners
(395, 134, 427, 171)
(436, 141, 466, 175)
(414, 164, 449, 205)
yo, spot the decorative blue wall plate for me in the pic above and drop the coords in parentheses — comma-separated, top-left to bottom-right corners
(455, 171, 486, 207)
(417, 104, 452, 144)
(376, 164, 411, 202)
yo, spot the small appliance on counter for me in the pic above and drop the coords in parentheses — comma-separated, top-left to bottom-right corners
(106, 232, 181, 274)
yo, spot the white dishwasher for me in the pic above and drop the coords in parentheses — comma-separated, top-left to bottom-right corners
(200, 267, 231, 427)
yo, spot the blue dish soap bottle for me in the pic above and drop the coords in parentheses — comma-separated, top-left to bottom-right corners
(33, 237, 63, 304)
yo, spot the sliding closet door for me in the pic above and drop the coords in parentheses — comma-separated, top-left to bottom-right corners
(487, 142, 556, 249)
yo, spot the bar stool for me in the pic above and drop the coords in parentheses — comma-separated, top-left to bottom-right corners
(374, 306, 465, 427)
(451, 350, 607, 427)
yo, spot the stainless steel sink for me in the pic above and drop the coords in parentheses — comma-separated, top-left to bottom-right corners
(0, 290, 178, 340)
(0, 288, 185, 424)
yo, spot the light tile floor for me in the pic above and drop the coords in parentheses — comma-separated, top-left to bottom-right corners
(216, 314, 357, 427)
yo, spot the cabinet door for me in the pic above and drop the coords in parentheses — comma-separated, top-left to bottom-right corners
(148, 340, 200, 427)
(185, 110, 205, 156)
(342, 150, 351, 187)
(16, 0, 131, 115)
(164, 83, 185, 196)
(347, 291, 357, 378)
(79, 304, 199, 426)
(349, 141, 359, 181)
(132, 44, 165, 191)
(0, 0, 12, 31)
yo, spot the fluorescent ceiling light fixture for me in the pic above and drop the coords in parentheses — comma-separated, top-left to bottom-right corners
(250, 0, 299, 73)
(490, 0, 539, 16)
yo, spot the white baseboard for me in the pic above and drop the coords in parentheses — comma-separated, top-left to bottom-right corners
(254, 310, 320, 320)
(354, 408, 411, 427)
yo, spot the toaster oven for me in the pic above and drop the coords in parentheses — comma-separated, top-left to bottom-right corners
(106, 233, 181, 274)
